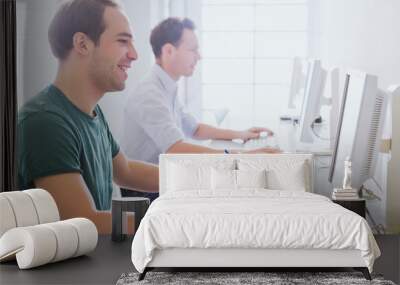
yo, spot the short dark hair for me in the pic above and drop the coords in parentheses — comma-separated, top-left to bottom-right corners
(48, 0, 120, 60)
(150, 17, 195, 58)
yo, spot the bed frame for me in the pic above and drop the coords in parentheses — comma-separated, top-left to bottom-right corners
(138, 154, 372, 281)
(139, 248, 371, 280)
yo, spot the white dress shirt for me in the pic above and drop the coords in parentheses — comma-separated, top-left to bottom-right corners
(120, 64, 199, 164)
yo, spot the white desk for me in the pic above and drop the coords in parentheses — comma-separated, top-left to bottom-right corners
(207, 121, 331, 155)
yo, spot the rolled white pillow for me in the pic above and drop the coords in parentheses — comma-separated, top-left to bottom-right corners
(24, 189, 60, 223)
(0, 226, 57, 269)
(0, 218, 97, 269)
(42, 221, 79, 262)
(0, 196, 17, 237)
(0, 191, 39, 227)
(0, 188, 98, 269)
(63, 218, 98, 257)
(0, 189, 59, 238)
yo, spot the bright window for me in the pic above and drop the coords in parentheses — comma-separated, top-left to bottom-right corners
(200, 0, 309, 130)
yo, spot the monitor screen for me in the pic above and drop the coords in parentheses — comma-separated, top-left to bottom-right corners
(328, 74, 350, 183)
(328, 71, 382, 189)
(298, 60, 327, 143)
(288, 57, 306, 109)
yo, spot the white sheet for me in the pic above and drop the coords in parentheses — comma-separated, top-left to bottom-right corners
(131, 190, 380, 273)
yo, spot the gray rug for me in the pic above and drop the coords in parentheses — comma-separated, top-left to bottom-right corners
(116, 271, 396, 285)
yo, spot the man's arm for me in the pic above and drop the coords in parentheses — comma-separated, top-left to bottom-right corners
(34, 173, 113, 234)
(167, 140, 280, 154)
(112, 152, 158, 192)
(167, 140, 224, 154)
(193, 123, 274, 141)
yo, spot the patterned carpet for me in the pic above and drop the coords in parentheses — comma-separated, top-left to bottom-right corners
(116, 271, 396, 285)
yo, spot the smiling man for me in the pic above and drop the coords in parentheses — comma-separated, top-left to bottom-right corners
(17, 0, 158, 233)
(120, 18, 279, 201)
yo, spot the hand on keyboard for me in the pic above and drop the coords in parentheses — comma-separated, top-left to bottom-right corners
(248, 127, 274, 137)
(242, 135, 279, 149)
(237, 127, 274, 142)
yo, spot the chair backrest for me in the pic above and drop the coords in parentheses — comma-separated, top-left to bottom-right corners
(0, 189, 60, 237)
(159, 153, 314, 195)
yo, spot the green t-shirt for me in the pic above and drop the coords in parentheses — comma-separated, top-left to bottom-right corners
(18, 85, 120, 210)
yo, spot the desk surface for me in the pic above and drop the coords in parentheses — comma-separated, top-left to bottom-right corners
(205, 121, 332, 155)
(0, 236, 133, 285)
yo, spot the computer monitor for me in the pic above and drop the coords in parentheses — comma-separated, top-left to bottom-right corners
(329, 68, 340, 149)
(328, 71, 386, 190)
(279, 57, 309, 122)
(288, 57, 307, 109)
(297, 59, 327, 143)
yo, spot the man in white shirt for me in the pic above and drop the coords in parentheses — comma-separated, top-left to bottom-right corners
(120, 18, 279, 200)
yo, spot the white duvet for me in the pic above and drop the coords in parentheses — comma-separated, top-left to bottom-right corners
(131, 190, 380, 273)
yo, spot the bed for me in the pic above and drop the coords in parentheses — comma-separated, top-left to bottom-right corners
(131, 154, 380, 280)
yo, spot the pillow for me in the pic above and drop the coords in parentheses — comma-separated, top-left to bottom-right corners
(211, 169, 268, 190)
(211, 168, 236, 190)
(0, 218, 97, 269)
(266, 162, 307, 191)
(237, 158, 310, 191)
(236, 169, 267, 189)
(167, 163, 211, 191)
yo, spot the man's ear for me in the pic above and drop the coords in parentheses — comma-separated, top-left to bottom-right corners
(161, 43, 176, 58)
(72, 32, 94, 56)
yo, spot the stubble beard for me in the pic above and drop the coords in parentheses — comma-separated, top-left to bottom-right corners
(89, 59, 125, 93)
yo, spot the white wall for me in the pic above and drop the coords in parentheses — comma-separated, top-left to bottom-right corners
(311, 0, 400, 89)
(310, 0, 400, 231)
(98, 0, 155, 142)
(17, 0, 61, 107)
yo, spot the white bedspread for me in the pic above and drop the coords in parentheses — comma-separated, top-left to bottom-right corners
(131, 190, 380, 273)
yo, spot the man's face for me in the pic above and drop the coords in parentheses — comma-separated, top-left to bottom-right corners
(88, 7, 137, 92)
(171, 29, 200, 77)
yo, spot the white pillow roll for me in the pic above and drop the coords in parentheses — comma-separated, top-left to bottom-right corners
(0, 196, 17, 237)
(24, 189, 60, 223)
(1, 192, 39, 227)
(0, 226, 57, 269)
(42, 221, 79, 262)
(63, 218, 98, 257)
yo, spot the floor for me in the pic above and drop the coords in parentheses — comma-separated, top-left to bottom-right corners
(374, 234, 400, 284)
(0, 235, 399, 285)
(0, 236, 134, 285)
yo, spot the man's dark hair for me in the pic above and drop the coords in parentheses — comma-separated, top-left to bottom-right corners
(150, 17, 195, 58)
(48, 0, 120, 60)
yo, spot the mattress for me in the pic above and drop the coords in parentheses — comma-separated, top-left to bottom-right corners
(131, 190, 380, 273)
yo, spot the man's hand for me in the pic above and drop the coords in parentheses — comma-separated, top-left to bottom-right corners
(239, 127, 274, 142)
(193, 123, 275, 142)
